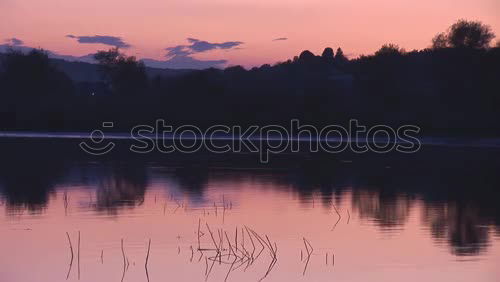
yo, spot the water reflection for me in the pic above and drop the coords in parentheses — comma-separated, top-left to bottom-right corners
(0, 140, 499, 261)
(351, 190, 413, 230)
(421, 202, 492, 256)
(78, 164, 149, 213)
(0, 148, 66, 212)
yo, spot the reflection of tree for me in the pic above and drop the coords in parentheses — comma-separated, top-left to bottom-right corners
(0, 145, 67, 212)
(284, 160, 353, 207)
(421, 202, 491, 256)
(422, 203, 448, 240)
(170, 166, 209, 196)
(94, 164, 148, 212)
(495, 226, 500, 238)
(351, 190, 412, 228)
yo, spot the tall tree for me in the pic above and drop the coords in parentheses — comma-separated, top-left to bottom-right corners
(94, 48, 148, 96)
(432, 20, 495, 49)
(334, 47, 348, 64)
(321, 47, 334, 62)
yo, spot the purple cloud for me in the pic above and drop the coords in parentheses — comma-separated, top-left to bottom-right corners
(166, 38, 243, 57)
(66, 35, 130, 48)
(159, 38, 243, 69)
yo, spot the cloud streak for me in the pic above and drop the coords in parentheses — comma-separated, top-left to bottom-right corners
(272, 37, 288, 41)
(66, 35, 130, 48)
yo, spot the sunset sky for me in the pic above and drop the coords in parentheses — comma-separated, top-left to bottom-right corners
(1, 0, 499, 68)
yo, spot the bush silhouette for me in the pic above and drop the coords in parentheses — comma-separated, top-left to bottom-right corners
(375, 44, 405, 56)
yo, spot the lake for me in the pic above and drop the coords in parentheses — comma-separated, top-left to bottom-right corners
(0, 138, 499, 282)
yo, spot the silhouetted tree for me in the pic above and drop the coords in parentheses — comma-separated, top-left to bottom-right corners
(224, 65, 246, 73)
(449, 20, 495, 48)
(298, 50, 316, 63)
(432, 32, 448, 49)
(432, 20, 495, 49)
(334, 47, 348, 64)
(375, 44, 405, 56)
(94, 47, 148, 96)
(0, 48, 74, 129)
(321, 47, 334, 62)
(0, 48, 73, 98)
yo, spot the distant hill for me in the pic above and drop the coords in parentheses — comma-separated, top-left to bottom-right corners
(50, 58, 194, 82)
(0, 51, 194, 83)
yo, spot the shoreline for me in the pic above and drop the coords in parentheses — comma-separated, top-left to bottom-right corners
(1, 131, 500, 148)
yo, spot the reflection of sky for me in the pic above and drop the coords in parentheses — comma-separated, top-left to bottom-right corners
(1, 183, 499, 282)
(1, 0, 499, 68)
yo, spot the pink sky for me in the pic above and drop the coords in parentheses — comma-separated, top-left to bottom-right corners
(1, 0, 499, 68)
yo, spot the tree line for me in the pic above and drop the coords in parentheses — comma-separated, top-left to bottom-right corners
(0, 19, 499, 135)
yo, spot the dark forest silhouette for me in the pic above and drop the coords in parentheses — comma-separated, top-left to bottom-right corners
(0, 19, 499, 135)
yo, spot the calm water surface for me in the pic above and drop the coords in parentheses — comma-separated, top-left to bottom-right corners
(0, 139, 499, 282)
